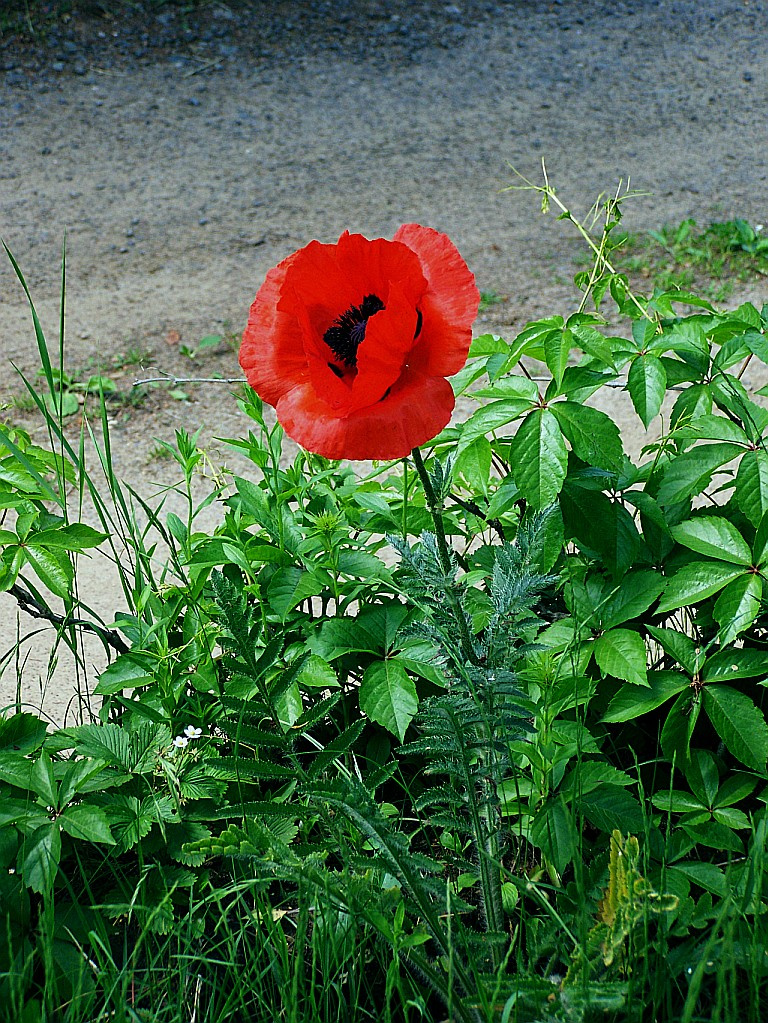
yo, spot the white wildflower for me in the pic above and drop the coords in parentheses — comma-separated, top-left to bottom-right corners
(183, 725, 203, 739)
(173, 735, 189, 749)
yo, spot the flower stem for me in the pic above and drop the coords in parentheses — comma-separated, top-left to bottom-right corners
(410, 447, 477, 664)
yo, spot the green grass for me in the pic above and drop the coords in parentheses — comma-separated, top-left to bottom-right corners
(611, 217, 768, 300)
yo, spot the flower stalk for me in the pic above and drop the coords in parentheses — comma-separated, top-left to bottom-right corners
(410, 446, 478, 665)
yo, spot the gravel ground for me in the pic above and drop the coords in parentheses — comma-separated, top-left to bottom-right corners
(1, 0, 767, 722)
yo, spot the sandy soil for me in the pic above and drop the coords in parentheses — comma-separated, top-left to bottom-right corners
(1, 0, 767, 723)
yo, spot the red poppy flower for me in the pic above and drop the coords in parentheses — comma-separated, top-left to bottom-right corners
(239, 224, 480, 460)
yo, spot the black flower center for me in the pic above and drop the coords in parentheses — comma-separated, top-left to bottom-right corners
(324, 294, 385, 368)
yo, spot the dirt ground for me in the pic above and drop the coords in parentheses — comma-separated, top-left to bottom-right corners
(1, 0, 767, 723)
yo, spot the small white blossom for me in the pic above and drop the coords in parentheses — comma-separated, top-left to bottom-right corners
(173, 735, 189, 749)
(183, 725, 203, 739)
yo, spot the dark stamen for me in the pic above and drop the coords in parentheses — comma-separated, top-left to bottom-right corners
(414, 309, 423, 340)
(327, 362, 344, 379)
(324, 293, 385, 367)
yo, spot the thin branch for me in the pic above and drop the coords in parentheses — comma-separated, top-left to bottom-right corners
(9, 583, 130, 656)
(133, 375, 245, 387)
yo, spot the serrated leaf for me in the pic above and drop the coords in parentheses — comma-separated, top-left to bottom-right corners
(656, 561, 746, 615)
(530, 797, 576, 874)
(713, 573, 762, 643)
(29, 523, 109, 551)
(60, 804, 116, 844)
(544, 328, 571, 386)
(579, 786, 644, 832)
(561, 485, 642, 578)
(600, 571, 665, 629)
(469, 333, 510, 356)
(24, 542, 73, 598)
(651, 791, 705, 814)
(19, 822, 61, 893)
(602, 670, 691, 723)
(704, 647, 768, 682)
(0, 712, 48, 754)
(703, 684, 768, 770)
(646, 626, 701, 675)
(359, 660, 417, 741)
(661, 690, 700, 767)
(30, 750, 56, 807)
(550, 401, 624, 471)
(657, 443, 743, 506)
(511, 409, 568, 509)
(267, 566, 327, 621)
(670, 383, 713, 430)
(594, 629, 648, 686)
(457, 399, 531, 454)
(296, 654, 339, 689)
(673, 861, 728, 897)
(454, 436, 491, 496)
(94, 654, 154, 696)
(713, 807, 751, 829)
(736, 448, 768, 527)
(627, 353, 666, 427)
(670, 516, 752, 565)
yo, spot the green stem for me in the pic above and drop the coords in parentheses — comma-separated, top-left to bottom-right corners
(410, 447, 477, 664)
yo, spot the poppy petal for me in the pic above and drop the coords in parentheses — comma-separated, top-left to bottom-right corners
(393, 223, 479, 376)
(276, 370, 455, 461)
(240, 258, 309, 407)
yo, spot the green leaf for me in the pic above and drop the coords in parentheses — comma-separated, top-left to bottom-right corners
(737, 449, 768, 528)
(296, 654, 339, 689)
(670, 383, 713, 430)
(657, 443, 744, 506)
(544, 327, 571, 386)
(656, 561, 746, 614)
(594, 629, 648, 686)
(24, 542, 73, 598)
(627, 353, 666, 428)
(94, 654, 154, 696)
(602, 670, 691, 723)
(713, 773, 757, 807)
(686, 749, 720, 806)
(530, 797, 576, 874)
(672, 861, 728, 898)
(267, 567, 327, 621)
(469, 333, 510, 356)
(29, 523, 109, 551)
(30, 750, 56, 807)
(359, 660, 418, 741)
(59, 804, 116, 844)
(458, 399, 531, 453)
(661, 690, 701, 767)
(753, 510, 768, 567)
(578, 786, 644, 833)
(704, 647, 768, 683)
(600, 571, 665, 629)
(646, 626, 701, 676)
(713, 807, 751, 829)
(511, 409, 568, 508)
(713, 573, 762, 643)
(550, 401, 624, 471)
(561, 485, 642, 578)
(0, 712, 48, 754)
(651, 790, 706, 813)
(454, 436, 491, 496)
(559, 761, 634, 798)
(19, 822, 61, 894)
(670, 516, 752, 565)
(59, 723, 132, 769)
(703, 684, 768, 770)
